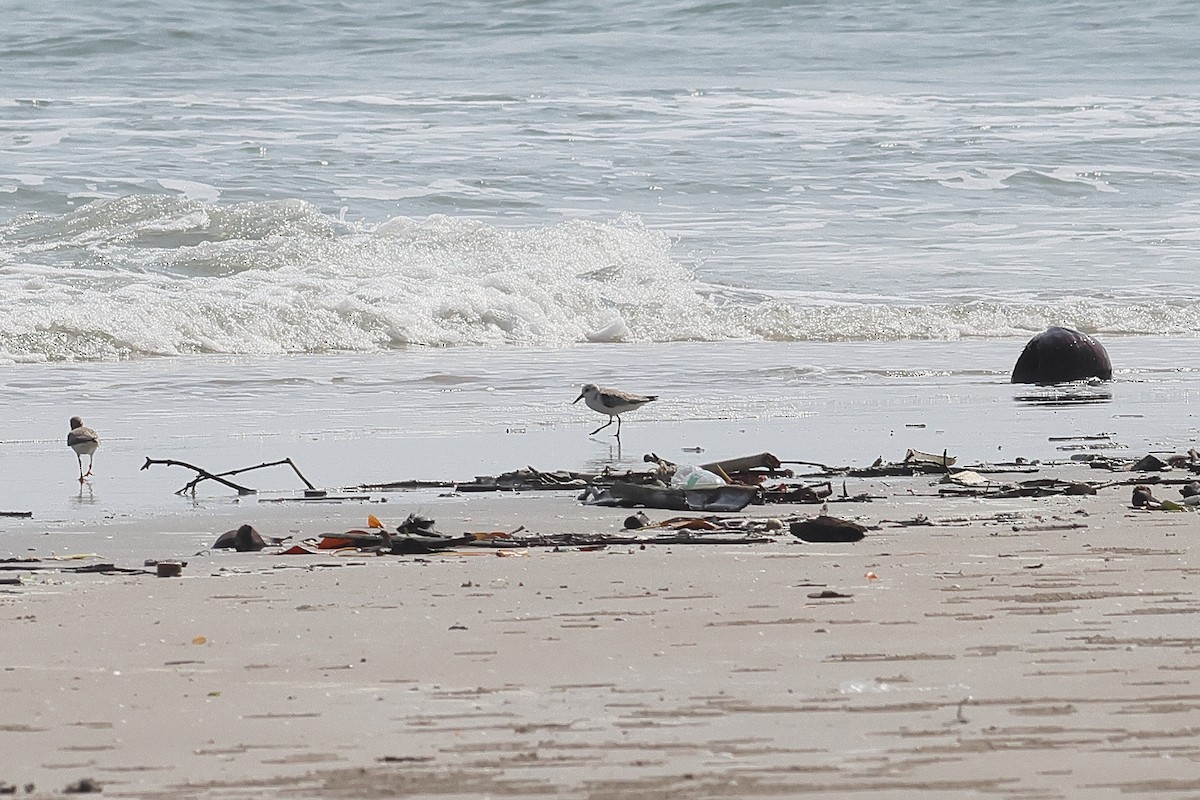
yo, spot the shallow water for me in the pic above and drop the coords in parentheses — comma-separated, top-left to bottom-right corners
(3, 338, 1197, 536)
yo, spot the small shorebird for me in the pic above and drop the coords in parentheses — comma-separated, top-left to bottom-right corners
(67, 416, 100, 482)
(574, 383, 657, 437)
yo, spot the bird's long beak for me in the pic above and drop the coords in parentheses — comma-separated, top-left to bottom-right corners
(573, 392, 584, 404)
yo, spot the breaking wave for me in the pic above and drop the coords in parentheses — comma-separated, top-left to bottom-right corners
(0, 195, 1196, 362)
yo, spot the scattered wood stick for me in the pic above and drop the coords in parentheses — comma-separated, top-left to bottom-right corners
(141, 457, 257, 496)
(779, 459, 837, 472)
(176, 457, 317, 494)
(462, 532, 776, 548)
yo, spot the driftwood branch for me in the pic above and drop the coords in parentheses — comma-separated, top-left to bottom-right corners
(176, 457, 317, 495)
(141, 457, 257, 496)
(467, 533, 776, 548)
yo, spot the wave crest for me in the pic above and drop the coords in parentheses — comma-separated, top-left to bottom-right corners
(1, 196, 1196, 362)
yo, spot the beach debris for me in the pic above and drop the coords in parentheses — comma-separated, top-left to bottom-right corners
(643, 452, 792, 484)
(386, 522, 475, 554)
(938, 476, 1099, 499)
(1051, 432, 1115, 445)
(573, 383, 658, 437)
(258, 494, 370, 503)
(142, 457, 256, 495)
(305, 514, 481, 554)
(0, 510, 33, 518)
(365, 466, 637, 493)
(399, 512, 439, 537)
(387, 531, 478, 555)
(212, 524, 280, 552)
(308, 519, 778, 551)
(312, 531, 388, 549)
(471, 529, 518, 541)
(1000, 479, 1098, 498)
(789, 515, 868, 543)
(141, 456, 320, 496)
(1131, 454, 1168, 472)
(760, 480, 838, 504)
(156, 561, 184, 578)
(63, 777, 101, 794)
(807, 589, 853, 599)
(1182, 481, 1200, 498)
(581, 481, 758, 512)
(655, 517, 723, 531)
(699, 452, 790, 481)
(904, 449, 956, 469)
(0, 559, 144, 576)
(281, 543, 323, 555)
(383, 513, 479, 553)
(1131, 485, 1157, 508)
(941, 470, 990, 488)
(848, 449, 958, 477)
(1127, 485, 1190, 510)
(624, 512, 650, 529)
(1081, 452, 1200, 473)
(365, 453, 791, 496)
(671, 464, 726, 490)
(576, 452, 818, 511)
(881, 515, 934, 527)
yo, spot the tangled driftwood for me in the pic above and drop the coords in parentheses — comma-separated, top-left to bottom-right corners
(141, 457, 318, 496)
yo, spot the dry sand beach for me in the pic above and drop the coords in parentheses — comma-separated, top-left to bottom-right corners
(4, 457, 1200, 799)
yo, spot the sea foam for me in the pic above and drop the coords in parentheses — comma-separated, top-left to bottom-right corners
(1, 196, 1196, 362)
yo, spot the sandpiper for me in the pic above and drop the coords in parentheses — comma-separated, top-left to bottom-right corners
(573, 383, 657, 437)
(67, 416, 100, 482)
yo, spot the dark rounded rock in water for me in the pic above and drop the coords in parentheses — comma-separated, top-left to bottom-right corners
(1011, 326, 1112, 384)
(1181, 481, 1200, 498)
(789, 515, 867, 543)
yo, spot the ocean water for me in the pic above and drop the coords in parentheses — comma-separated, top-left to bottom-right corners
(1, 0, 1198, 526)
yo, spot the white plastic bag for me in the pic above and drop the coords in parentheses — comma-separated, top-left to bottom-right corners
(671, 464, 727, 490)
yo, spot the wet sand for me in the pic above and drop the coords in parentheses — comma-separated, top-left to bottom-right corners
(3, 467, 1200, 799)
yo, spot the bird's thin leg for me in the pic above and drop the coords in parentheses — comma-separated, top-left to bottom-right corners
(615, 415, 623, 438)
(77, 454, 85, 482)
(590, 417, 615, 436)
(85, 454, 94, 477)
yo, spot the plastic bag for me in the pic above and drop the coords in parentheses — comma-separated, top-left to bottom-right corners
(671, 464, 727, 490)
